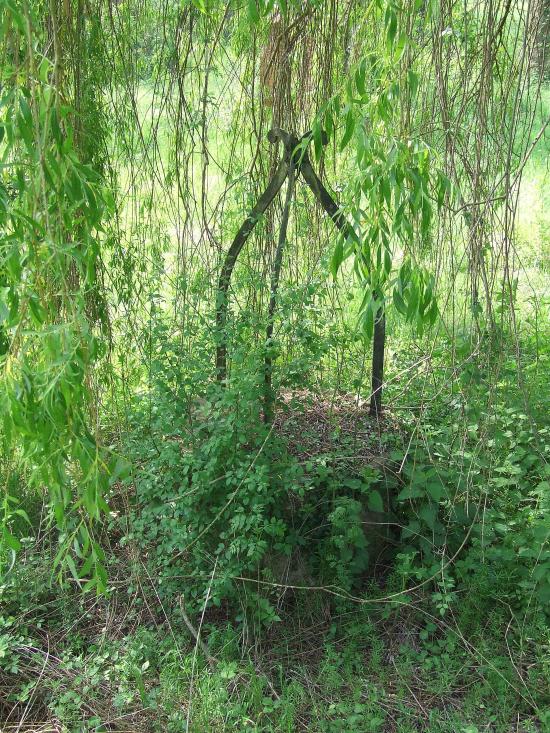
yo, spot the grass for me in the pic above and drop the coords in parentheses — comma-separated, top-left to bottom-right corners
(2, 557, 548, 732)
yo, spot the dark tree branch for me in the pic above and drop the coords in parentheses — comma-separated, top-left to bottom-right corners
(264, 161, 296, 423)
(215, 158, 288, 382)
(370, 305, 385, 417)
(216, 127, 386, 415)
(301, 152, 386, 416)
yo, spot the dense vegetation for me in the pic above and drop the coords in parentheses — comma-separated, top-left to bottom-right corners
(0, 0, 549, 730)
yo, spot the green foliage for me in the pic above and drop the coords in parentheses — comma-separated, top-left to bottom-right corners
(0, 0, 117, 588)
(0, 0, 548, 729)
(317, 6, 448, 339)
(2, 546, 546, 733)
(123, 322, 397, 615)
(388, 391, 550, 623)
(323, 497, 370, 588)
(124, 343, 292, 617)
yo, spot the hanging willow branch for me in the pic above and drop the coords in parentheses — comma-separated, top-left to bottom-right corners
(300, 152, 386, 416)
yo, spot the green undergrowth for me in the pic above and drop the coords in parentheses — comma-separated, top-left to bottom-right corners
(2, 302, 549, 732)
(2, 331, 549, 731)
(2, 545, 549, 732)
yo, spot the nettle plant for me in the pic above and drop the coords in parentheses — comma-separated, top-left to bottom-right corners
(0, 3, 119, 589)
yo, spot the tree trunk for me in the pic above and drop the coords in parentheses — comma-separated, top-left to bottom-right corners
(369, 304, 385, 417)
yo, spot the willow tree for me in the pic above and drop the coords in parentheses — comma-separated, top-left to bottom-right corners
(0, 0, 116, 587)
(0, 0, 544, 585)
